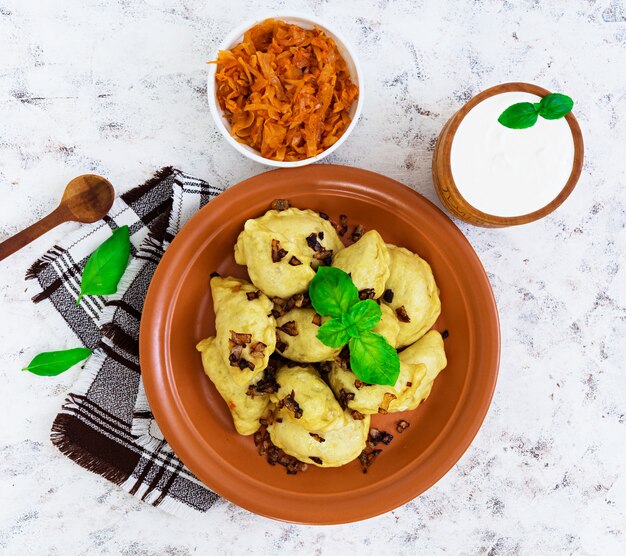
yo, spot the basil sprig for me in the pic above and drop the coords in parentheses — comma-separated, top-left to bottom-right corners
(498, 93, 574, 129)
(310, 267, 400, 386)
(22, 347, 92, 376)
(77, 225, 131, 305)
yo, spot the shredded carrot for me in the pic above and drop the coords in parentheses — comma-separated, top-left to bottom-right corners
(211, 19, 359, 162)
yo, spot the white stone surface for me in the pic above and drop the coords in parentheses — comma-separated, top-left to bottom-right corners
(1, 0, 625, 554)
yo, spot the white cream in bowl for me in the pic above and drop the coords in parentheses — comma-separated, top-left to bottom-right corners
(450, 92, 575, 217)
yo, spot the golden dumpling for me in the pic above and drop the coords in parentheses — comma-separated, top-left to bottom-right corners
(255, 208, 344, 269)
(372, 303, 400, 348)
(383, 244, 441, 347)
(327, 359, 426, 415)
(394, 330, 447, 411)
(234, 219, 316, 298)
(196, 337, 270, 435)
(332, 230, 390, 297)
(211, 276, 276, 384)
(270, 364, 343, 431)
(275, 308, 339, 363)
(268, 410, 370, 467)
(234, 207, 345, 299)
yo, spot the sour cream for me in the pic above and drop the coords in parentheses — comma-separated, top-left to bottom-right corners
(450, 92, 575, 217)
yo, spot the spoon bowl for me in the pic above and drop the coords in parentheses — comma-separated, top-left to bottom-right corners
(61, 175, 115, 223)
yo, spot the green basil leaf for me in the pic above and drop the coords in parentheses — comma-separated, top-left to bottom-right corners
(78, 225, 131, 305)
(348, 299, 382, 332)
(317, 318, 351, 348)
(309, 267, 359, 318)
(537, 93, 574, 120)
(497, 102, 539, 129)
(349, 332, 400, 386)
(22, 347, 92, 377)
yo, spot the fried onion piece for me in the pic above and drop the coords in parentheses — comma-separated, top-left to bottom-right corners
(309, 433, 325, 443)
(249, 341, 267, 358)
(395, 305, 411, 323)
(277, 320, 299, 336)
(358, 448, 382, 473)
(396, 419, 410, 433)
(276, 389, 303, 419)
(271, 199, 291, 211)
(271, 239, 288, 262)
(230, 331, 252, 345)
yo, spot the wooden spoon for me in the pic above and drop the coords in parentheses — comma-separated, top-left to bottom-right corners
(0, 174, 115, 262)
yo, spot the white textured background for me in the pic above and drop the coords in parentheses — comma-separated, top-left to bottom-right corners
(1, 0, 625, 554)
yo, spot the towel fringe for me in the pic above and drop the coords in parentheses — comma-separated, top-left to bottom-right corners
(146, 212, 171, 248)
(121, 166, 176, 205)
(164, 180, 186, 244)
(25, 258, 48, 280)
(51, 413, 129, 486)
(24, 244, 66, 281)
(133, 422, 168, 454)
(32, 288, 54, 304)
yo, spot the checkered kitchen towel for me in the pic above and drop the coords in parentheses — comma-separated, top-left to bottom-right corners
(26, 167, 222, 515)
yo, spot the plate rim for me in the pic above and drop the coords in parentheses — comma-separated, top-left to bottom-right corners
(140, 164, 501, 524)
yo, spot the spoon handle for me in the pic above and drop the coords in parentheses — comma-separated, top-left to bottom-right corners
(0, 206, 70, 262)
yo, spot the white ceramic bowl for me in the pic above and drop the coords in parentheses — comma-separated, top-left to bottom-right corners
(207, 14, 363, 168)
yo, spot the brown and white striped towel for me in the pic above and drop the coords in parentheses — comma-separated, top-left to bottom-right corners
(26, 167, 223, 515)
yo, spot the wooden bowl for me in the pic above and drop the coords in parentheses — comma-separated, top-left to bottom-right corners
(140, 165, 500, 524)
(432, 82, 584, 227)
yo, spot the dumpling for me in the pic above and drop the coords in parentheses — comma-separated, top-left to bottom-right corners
(393, 330, 447, 411)
(372, 303, 400, 348)
(196, 337, 270, 435)
(327, 359, 426, 415)
(268, 410, 370, 467)
(211, 276, 276, 384)
(270, 364, 343, 430)
(255, 208, 344, 269)
(234, 219, 315, 298)
(332, 230, 390, 297)
(234, 207, 345, 298)
(383, 244, 441, 347)
(275, 308, 339, 362)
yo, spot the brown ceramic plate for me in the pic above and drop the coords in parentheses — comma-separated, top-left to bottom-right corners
(140, 164, 500, 524)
